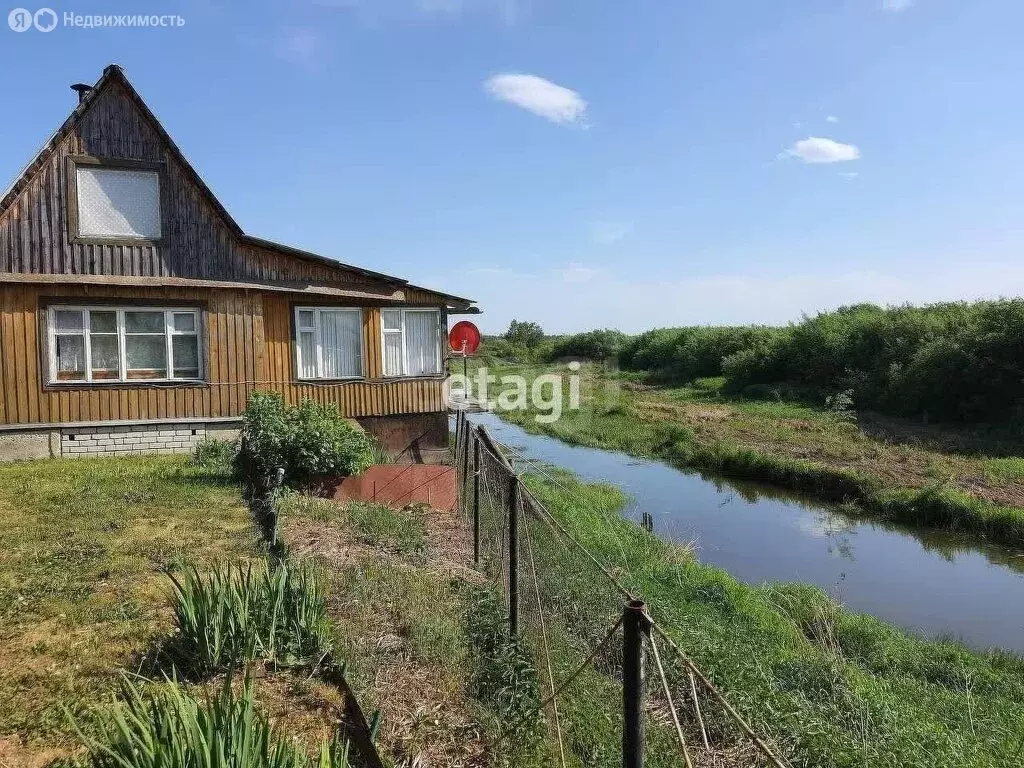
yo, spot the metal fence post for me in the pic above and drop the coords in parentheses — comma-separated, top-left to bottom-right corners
(508, 474, 520, 637)
(473, 433, 481, 565)
(461, 416, 471, 506)
(454, 410, 464, 474)
(623, 599, 651, 768)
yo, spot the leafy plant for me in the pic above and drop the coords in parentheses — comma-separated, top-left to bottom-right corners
(824, 388, 857, 424)
(237, 392, 290, 479)
(285, 400, 374, 482)
(168, 559, 330, 673)
(193, 438, 238, 471)
(77, 674, 350, 768)
(549, 329, 629, 361)
(237, 392, 375, 485)
(503, 319, 546, 349)
(465, 586, 543, 741)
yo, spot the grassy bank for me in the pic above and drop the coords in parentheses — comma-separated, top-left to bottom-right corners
(277, 462, 1024, 766)
(474, 361, 1024, 547)
(516, 466, 1024, 767)
(0, 455, 355, 767)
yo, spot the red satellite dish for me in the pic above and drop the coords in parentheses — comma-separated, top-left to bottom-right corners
(449, 321, 481, 355)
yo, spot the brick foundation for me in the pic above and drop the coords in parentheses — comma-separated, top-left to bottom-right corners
(60, 422, 211, 456)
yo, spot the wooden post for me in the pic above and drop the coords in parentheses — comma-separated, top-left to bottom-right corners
(473, 433, 481, 565)
(508, 474, 520, 637)
(623, 599, 650, 768)
(461, 415, 471, 510)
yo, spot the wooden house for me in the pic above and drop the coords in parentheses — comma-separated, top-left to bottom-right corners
(0, 65, 475, 462)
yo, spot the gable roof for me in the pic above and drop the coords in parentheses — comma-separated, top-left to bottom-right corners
(0, 64, 475, 311)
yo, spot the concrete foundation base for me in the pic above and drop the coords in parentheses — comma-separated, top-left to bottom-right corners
(356, 412, 450, 464)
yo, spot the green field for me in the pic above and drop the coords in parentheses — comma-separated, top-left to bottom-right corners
(469, 360, 1024, 547)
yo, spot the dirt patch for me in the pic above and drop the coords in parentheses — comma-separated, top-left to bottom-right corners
(286, 499, 488, 766)
(284, 515, 376, 569)
(0, 738, 69, 768)
(422, 504, 486, 586)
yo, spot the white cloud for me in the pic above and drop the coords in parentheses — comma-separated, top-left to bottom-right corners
(826, 115, 839, 123)
(882, 0, 914, 11)
(484, 73, 588, 126)
(782, 136, 861, 164)
(838, 171, 859, 178)
(588, 221, 633, 245)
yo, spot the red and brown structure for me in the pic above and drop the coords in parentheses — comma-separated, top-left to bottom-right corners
(0, 65, 476, 461)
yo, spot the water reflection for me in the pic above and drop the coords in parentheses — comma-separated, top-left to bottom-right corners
(467, 412, 1024, 652)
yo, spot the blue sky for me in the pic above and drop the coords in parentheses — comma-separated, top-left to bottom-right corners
(3, 0, 1024, 333)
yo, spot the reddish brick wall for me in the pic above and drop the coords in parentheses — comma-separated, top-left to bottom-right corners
(356, 411, 449, 464)
(330, 464, 456, 511)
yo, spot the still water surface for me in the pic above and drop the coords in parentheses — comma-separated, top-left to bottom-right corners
(467, 412, 1024, 653)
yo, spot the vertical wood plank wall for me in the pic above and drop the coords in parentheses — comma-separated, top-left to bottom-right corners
(0, 284, 445, 426)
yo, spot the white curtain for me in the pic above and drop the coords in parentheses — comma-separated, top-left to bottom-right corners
(404, 311, 439, 376)
(383, 333, 403, 376)
(297, 331, 317, 378)
(76, 167, 161, 238)
(320, 310, 362, 378)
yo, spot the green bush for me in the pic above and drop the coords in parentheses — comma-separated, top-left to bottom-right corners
(193, 438, 237, 471)
(611, 299, 1024, 427)
(549, 329, 629, 361)
(78, 675, 350, 768)
(619, 325, 783, 381)
(285, 399, 374, 481)
(237, 392, 289, 479)
(720, 300, 1024, 425)
(238, 392, 375, 484)
(168, 559, 330, 673)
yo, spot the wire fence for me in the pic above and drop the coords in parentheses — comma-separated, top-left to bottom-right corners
(453, 409, 791, 768)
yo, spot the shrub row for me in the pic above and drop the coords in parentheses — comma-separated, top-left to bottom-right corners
(720, 300, 1024, 425)
(609, 299, 1024, 426)
(619, 325, 783, 380)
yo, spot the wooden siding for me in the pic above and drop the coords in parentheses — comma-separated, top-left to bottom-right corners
(0, 79, 395, 290)
(0, 283, 446, 427)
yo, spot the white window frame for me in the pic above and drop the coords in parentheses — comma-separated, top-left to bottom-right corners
(380, 308, 442, 378)
(47, 305, 202, 384)
(294, 306, 365, 380)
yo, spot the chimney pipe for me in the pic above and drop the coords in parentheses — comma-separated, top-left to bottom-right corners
(71, 83, 92, 104)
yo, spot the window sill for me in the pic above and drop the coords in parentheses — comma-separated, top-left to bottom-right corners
(296, 376, 366, 383)
(70, 236, 163, 247)
(44, 379, 208, 391)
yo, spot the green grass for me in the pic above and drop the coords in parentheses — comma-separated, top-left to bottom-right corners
(0, 455, 361, 767)
(77, 675, 350, 768)
(167, 559, 331, 674)
(985, 457, 1024, 482)
(477, 361, 1024, 548)
(511, 467, 1024, 767)
(0, 455, 259, 753)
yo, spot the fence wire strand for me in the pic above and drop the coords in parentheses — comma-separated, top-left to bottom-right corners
(455, 414, 792, 768)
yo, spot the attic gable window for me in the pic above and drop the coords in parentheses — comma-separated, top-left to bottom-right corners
(71, 160, 162, 240)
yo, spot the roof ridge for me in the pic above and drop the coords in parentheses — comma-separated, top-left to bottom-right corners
(0, 65, 475, 310)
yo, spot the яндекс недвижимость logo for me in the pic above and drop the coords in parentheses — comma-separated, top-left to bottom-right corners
(8, 7, 56, 31)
